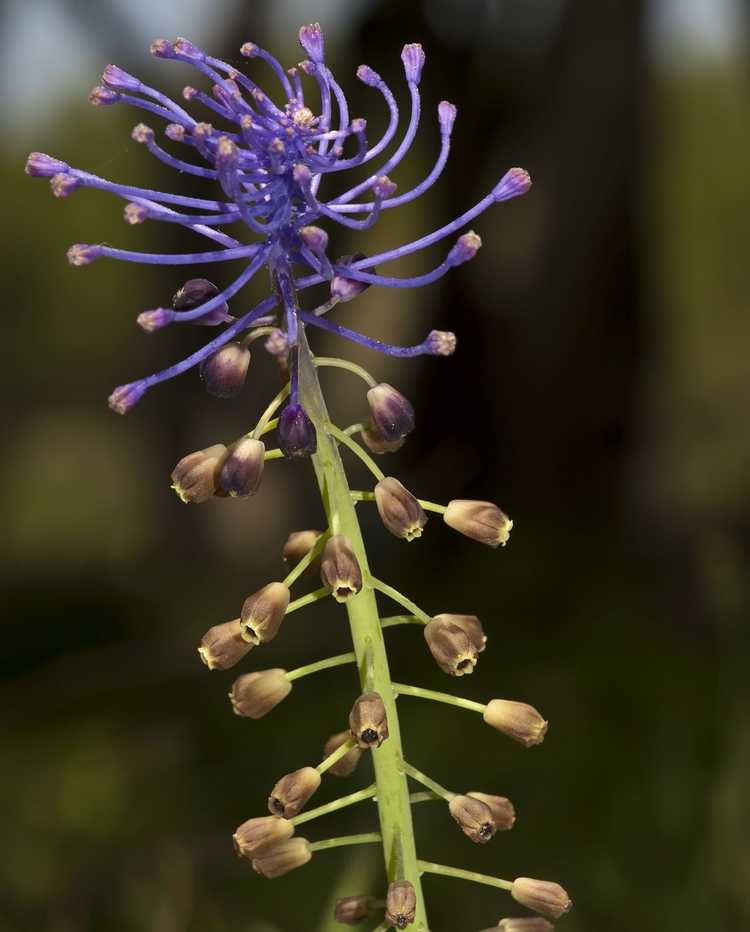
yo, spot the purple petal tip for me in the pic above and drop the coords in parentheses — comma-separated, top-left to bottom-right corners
(493, 167, 532, 202)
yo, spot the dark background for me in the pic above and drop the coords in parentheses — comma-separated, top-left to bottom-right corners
(2, 0, 749, 930)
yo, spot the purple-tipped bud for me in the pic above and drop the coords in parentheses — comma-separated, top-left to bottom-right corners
(449, 794, 497, 843)
(282, 530, 323, 572)
(102, 64, 141, 92)
(438, 100, 458, 135)
(123, 202, 149, 225)
(218, 437, 265, 497)
(198, 619, 252, 671)
(401, 43, 426, 84)
(137, 308, 174, 332)
(230, 668, 291, 719)
(323, 730, 362, 777)
(182, 85, 198, 101)
(447, 230, 482, 267)
(199, 342, 251, 399)
(165, 123, 186, 142)
(173, 277, 230, 326)
(67, 244, 102, 266)
(373, 175, 397, 198)
(264, 328, 289, 357)
(350, 117, 367, 135)
(385, 880, 417, 929)
(497, 919, 554, 932)
(483, 699, 548, 747)
(50, 173, 80, 198)
(320, 535, 363, 603)
(424, 617, 478, 676)
(240, 41, 259, 58)
(279, 404, 317, 459)
(89, 85, 119, 106)
(425, 329, 457, 356)
(298, 22, 324, 62)
(25, 152, 69, 177)
(374, 477, 427, 542)
(444, 499, 513, 548)
(300, 225, 329, 253)
(334, 895, 376, 924)
(252, 837, 312, 878)
(330, 252, 373, 302)
(360, 425, 405, 455)
(467, 792, 515, 831)
(349, 691, 389, 749)
(356, 64, 381, 87)
(239, 582, 290, 645)
(293, 163, 313, 186)
(150, 38, 174, 59)
(131, 123, 154, 144)
(233, 815, 294, 860)
(268, 767, 321, 818)
(366, 383, 415, 442)
(215, 135, 238, 169)
(511, 878, 572, 920)
(298, 59, 316, 76)
(171, 444, 227, 504)
(108, 380, 148, 415)
(433, 613, 486, 653)
(173, 36, 204, 60)
(493, 167, 532, 202)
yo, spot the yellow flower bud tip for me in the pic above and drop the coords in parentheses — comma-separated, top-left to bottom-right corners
(198, 618, 252, 671)
(251, 837, 312, 879)
(483, 699, 548, 747)
(443, 499, 513, 548)
(467, 792, 516, 831)
(510, 878, 572, 920)
(229, 668, 291, 719)
(448, 794, 496, 843)
(385, 880, 417, 929)
(267, 766, 321, 818)
(320, 534, 363, 603)
(232, 815, 295, 859)
(323, 730, 363, 777)
(170, 443, 227, 504)
(334, 894, 376, 924)
(239, 582, 290, 645)
(497, 919, 555, 932)
(349, 691, 389, 749)
(424, 617, 478, 676)
(374, 477, 427, 541)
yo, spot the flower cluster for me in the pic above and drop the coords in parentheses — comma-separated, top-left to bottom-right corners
(27, 23, 571, 931)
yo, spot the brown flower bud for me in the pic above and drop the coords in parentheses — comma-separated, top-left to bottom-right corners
(360, 424, 405, 455)
(374, 477, 427, 541)
(510, 878, 572, 920)
(483, 700, 548, 747)
(239, 582, 290, 645)
(282, 529, 323, 572)
(232, 815, 294, 859)
(267, 766, 321, 818)
(443, 499, 513, 548)
(448, 794, 496, 843)
(171, 444, 227, 504)
(433, 613, 486, 653)
(385, 880, 417, 928)
(217, 437, 265, 497)
(367, 383, 415, 441)
(467, 792, 515, 831)
(349, 691, 389, 749)
(424, 617, 478, 676)
(497, 919, 555, 932)
(198, 618, 252, 670)
(323, 730, 363, 777)
(334, 894, 376, 924)
(252, 836, 312, 878)
(320, 534, 362, 603)
(229, 668, 291, 719)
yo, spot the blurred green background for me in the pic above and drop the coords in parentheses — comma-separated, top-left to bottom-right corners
(3, 0, 749, 929)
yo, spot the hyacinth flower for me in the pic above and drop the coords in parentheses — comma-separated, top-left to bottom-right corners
(27, 23, 571, 930)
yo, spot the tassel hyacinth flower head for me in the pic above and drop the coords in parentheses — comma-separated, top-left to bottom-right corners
(27, 21, 570, 930)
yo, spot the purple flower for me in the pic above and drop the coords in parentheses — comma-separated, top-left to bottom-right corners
(26, 24, 531, 418)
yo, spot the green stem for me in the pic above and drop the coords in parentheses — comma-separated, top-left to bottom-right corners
(297, 327, 429, 930)
(309, 832, 382, 853)
(370, 578, 431, 624)
(252, 383, 290, 439)
(317, 737, 358, 775)
(282, 529, 330, 588)
(264, 448, 284, 460)
(409, 792, 442, 805)
(344, 422, 366, 436)
(286, 651, 356, 682)
(400, 759, 454, 802)
(291, 784, 377, 826)
(285, 586, 330, 615)
(260, 417, 279, 436)
(314, 356, 378, 388)
(325, 422, 386, 482)
(393, 682, 487, 715)
(417, 860, 513, 891)
(381, 614, 427, 629)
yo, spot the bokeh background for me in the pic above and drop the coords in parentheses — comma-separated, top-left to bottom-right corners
(2, 0, 749, 929)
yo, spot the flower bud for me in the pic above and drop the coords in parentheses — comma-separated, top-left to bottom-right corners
(323, 730, 362, 777)
(331, 252, 372, 302)
(300, 225, 329, 253)
(366, 384, 415, 442)
(424, 618, 477, 676)
(279, 403, 317, 459)
(230, 668, 291, 719)
(360, 424, 405, 455)
(283, 529, 323, 572)
(497, 919, 554, 932)
(385, 880, 416, 928)
(467, 792, 515, 831)
(510, 878, 572, 920)
(493, 167, 533, 202)
(264, 328, 289, 358)
(374, 477, 427, 541)
(334, 894, 376, 924)
(252, 837, 312, 878)
(401, 42, 426, 84)
(239, 582, 290, 645)
(233, 815, 294, 859)
(218, 437, 265, 497)
(447, 230, 481, 266)
(449, 794, 496, 843)
(483, 700, 548, 747)
(298, 22, 324, 62)
(268, 766, 321, 818)
(108, 380, 147, 414)
(443, 499, 513, 548)
(425, 329, 457, 356)
(51, 173, 80, 197)
(198, 619, 252, 670)
(349, 691, 389, 749)
(320, 535, 362, 603)
(199, 342, 251, 398)
(137, 308, 173, 331)
(171, 444, 227, 504)
(432, 613, 486, 653)
(25, 152, 70, 177)
(172, 277, 230, 326)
